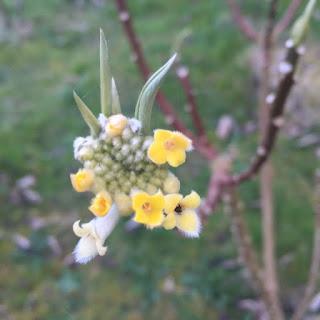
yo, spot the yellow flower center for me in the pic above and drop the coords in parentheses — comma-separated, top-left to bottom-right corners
(142, 202, 152, 213)
(164, 139, 176, 151)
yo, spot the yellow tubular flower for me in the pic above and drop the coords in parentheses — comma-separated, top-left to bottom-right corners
(147, 129, 192, 167)
(70, 169, 94, 192)
(163, 191, 201, 237)
(132, 191, 165, 228)
(89, 191, 112, 217)
(105, 114, 128, 137)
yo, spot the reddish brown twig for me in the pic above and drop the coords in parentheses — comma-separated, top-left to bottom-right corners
(198, 172, 224, 221)
(275, 0, 303, 36)
(292, 172, 320, 320)
(232, 46, 300, 185)
(114, 0, 217, 160)
(175, 64, 206, 137)
(226, 0, 258, 42)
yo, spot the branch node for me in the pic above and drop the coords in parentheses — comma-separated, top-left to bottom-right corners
(278, 61, 293, 74)
(272, 117, 285, 128)
(119, 11, 130, 21)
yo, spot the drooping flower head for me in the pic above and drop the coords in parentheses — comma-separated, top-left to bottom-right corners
(69, 30, 202, 264)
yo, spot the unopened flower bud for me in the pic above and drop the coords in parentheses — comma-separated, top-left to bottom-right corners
(92, 177, 106, 193)
(114, 193, 132, 215)
(120, 145, 130, 157)
(70, 169, 95, 192)
(130, 136, 141, 150)
(78, 147, 94, 161)
(163, 173, 180, 193)
(112, 136, 122, 149)
(84, 160, 96, 170)
(122, 127, 133, 140)
(146, 184, 157, 194)
(105, 114, 128, 137)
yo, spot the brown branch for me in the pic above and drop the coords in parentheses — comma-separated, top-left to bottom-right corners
(114, 0, 217, 160)
(175, 64, 206, 137)
(258, 2, 285, 319)
(275, 0, 303, 37)
(225, 187, 282, 319)
(232, 46, 300, 185)
(292, 172, 320, 320)
(226, 0, 258, 42)
(198, 173, 224, 220)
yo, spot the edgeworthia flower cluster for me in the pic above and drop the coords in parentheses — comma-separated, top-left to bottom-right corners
(70, 30, 201, 264)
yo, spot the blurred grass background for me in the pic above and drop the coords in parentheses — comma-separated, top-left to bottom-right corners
(0, 0, 319, 319)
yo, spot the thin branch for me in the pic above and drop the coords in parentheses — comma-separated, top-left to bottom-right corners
(176, 64, 206, 137)
(292, 172, 320, 320)
(226, 0, 258, 42)
(258, 1, 285, 319)
(275, 0, 303, 36)
(232, 46, 300, 185)
(114, 0, 217, 160)
(198, 173, 224, 220)
(225, 187, 282, 319)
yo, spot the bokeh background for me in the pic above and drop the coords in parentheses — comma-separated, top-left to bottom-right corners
(0, 0, 319, 319)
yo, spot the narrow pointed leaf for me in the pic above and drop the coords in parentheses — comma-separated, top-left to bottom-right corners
(291, 0, 317, 47)
(111, 78, 121, 114)
(73, 91, 100, 136)
(100, 29, 112, 116)
(135, 54, 177, 133)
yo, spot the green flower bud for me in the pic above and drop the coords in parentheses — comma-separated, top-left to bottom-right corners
(122, 127, 133, 141)
(84, 160, 96, 170)
(78, 147, 94, 161)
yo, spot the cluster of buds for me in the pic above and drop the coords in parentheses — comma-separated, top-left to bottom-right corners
(70, 30, 201, 264)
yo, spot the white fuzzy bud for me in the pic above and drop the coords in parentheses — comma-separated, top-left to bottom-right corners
(78, 147, 94, 161)
(120, 145, 130, 157)
(122, 127, 133, 141)
(84, 160, 96, 170)
(130, 136, 141, 150)
(112, 137, 122, 149)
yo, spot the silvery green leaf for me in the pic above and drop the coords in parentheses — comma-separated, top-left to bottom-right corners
(291, 0, 317, 47)
(135, 54, 177, 133)
(73, 91, 100, 136)
(111, 78, 121, 114)
(100, 29, 112, 116)
(171, 28, 192, 56)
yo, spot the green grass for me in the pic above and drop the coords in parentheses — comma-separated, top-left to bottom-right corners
(0, 0, 318, 319)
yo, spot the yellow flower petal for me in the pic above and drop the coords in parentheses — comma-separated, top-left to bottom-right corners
(149, 191, 165, 212)
(132, 191, 165, 227)
(162, 213, 176, 230)
(146, 211, 164, 228)
(166, 150, 186, 167)
(89, 191, 112, 217)
(70, 169, 94, 192)
(164, 194, 183, 213)
(176, 209, 201, 238)
(154, 129, 172, 143)
(147, 142, 166, 165)
(180, 191, 201, 209)
(172, 131, 192, 150)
